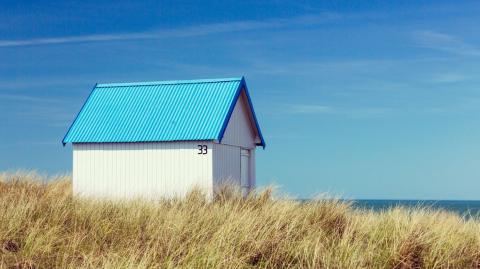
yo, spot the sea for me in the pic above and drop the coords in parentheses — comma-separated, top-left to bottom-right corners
(348, 200, 480, 216)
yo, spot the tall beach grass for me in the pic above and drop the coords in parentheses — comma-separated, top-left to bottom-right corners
(0, 171, 479, 268)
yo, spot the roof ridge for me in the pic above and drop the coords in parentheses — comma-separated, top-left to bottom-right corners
(96, 77, 243, 88)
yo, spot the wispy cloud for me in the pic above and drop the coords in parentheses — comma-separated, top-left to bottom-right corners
(285, 104, 392, 118)
(413, 30, 480, 56)
(0, 93, 77, 127)
(246, 56, 449, 76)
(247, 59, 396, 76)
(285, 98, 480, 118)
(428, 73, 470, 83)
(0, 33, 153, 47)
(0, 13, 341, 48)
(0, 94, 66, 103)
(287, 104, 334, 114)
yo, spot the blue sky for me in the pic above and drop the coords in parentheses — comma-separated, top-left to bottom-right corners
(1, 0, 480, 199)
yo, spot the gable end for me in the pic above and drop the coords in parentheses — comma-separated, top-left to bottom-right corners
(218, 78, 265, 148)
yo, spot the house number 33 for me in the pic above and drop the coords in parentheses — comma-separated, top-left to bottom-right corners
(197, 145, 208, 154)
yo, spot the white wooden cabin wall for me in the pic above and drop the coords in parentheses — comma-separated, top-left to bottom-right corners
(212, 143, 241, 189)
(221, 91, 257, 149)
(73, 142, 213, 199)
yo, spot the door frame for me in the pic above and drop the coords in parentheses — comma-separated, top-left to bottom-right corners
(240, 148, 251, 195)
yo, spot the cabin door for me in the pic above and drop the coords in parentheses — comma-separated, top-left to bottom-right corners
(240, 149, 250, 196)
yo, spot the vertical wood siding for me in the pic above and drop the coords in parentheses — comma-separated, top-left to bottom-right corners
(221, 92, 257, 149)
(212, 143, 241, 188)
(73, 142, 212, 199)
(214, 91, 258, 190)
(249, 149, 256, 190)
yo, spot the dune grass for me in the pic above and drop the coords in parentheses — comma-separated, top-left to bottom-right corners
(0, 172, 479, 268)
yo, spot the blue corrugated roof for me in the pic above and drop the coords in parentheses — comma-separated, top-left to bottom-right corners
(62, 77, 265, 147)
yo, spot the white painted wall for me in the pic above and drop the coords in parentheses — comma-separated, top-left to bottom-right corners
(73, 142, 213, 199)
(221, 91, 258, 149)
(212, 143, 241, 188)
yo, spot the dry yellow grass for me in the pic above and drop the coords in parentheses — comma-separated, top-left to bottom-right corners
(0, 171, 479, 269)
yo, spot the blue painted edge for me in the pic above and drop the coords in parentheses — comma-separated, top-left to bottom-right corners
(218, 77, 266, 149)
(242, 78, 266, 149)
(97, 77, 243, 88)
(62, 83, 98, 146)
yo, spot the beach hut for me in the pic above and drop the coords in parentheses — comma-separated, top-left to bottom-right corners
(62, 77, 265, 199)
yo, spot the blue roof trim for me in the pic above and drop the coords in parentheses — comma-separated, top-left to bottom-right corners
(243, 79, 266, 149)
(97, 77, 242, 88)
(217, 77, 266, 148)
(62, 83, 98, 146)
